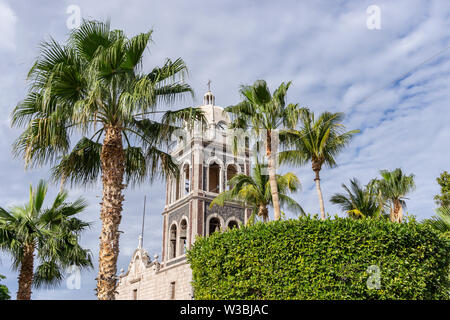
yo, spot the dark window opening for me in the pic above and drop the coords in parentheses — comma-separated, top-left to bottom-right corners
(228, 220, 239, 230)
(202, 166, 207, 191)
(179, 219, 187, 255)
(226, 165, 238, 190)
(175, 174, 181, 201)
(169, 225, 177, 259)
(208, 162, 220, 193)
(209, 217, 221, 235)
(183, 165, 190, 194)
(170, 282, 176, 300)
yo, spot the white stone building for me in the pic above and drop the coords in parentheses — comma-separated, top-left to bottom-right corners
(115, 89, 250, 300)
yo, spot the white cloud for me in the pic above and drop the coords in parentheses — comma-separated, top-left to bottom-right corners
(1, 0, 450, 299)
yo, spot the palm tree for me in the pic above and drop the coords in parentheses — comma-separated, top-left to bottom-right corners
(210, 161, 304, 223)
(369, 168, 415, 223)
(279, 109, 359, 220)
(225, 80, 304, 221)
(0, 180, 92, 300)
(423, 206, 450, 239)
(0, 275, 10, 300)
(330, 178, 382, 219)
(11, 20, 203, 299)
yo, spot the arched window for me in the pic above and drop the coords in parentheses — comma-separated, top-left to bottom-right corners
(179, 219, 187, 255)
(167, 177, 173, 204)
(178, 136, 184, 148)
(183, 164, 190, 195)
(175, 173, 181, 201)
(227, 220, 239, 230)
(217, 121, 227, 131)
(226, 164, 238, 190)
(208, 217, 221, 235)
(208, 162, 221, 193)
(169, 224, 177, 259)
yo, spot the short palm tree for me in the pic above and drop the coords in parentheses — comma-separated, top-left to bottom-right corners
(210, 161, 304, 223)
(225, 80, 304, 221)
(369, 168, 415, 222)
(11, 20, 203, 299)
(279, 109, 359, 220)
(0, 180, 92, 300)
(0, 275, 10, 300)
(424, 206, 450, 239)
(330, 178, 382, 219)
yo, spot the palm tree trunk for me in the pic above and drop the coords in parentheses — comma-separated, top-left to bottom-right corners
(96, 126, 125, 300)
(17, 242, 35, 300)
(393, 200, 402, 223)
(266, 131, 281, 221)
(398, 205, 403, 223)
(258, 204, 269, 222)
(313, 169, 326, 220)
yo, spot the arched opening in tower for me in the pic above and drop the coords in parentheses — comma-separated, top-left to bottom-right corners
(169, 224, 177, 259)
(217, 121, 227, 131)
(208, 162, 221, 193)
(179, 219, 187, 255)
(226, 164, 238, 190)
(183, 164, 190, 195)
(227, 220, 239, 230)
(209, 217, 221, 235)
(175, 174, 181, 201)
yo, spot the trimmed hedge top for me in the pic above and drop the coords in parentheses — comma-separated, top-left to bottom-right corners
(187, 217, 449, 300)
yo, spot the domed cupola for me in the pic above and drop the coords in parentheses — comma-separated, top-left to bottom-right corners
(198, 80, 230, 126)
(203, 80, 215, 106)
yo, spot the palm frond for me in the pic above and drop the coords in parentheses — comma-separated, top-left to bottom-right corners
(121, 31, 153, 71)
(32, 261, 64, 289)
(423, 206, 450, 237)
(330, 178, 380, 219)
(68, 19, 113, 61)
(51, 137, 102, 186)
(280, 109, 359, 170)
(278, 194, 305, 216)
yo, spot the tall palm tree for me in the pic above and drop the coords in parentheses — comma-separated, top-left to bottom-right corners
(210, 161, 304, 223)
(330, 178, 382, 219)
(369, 168, 415, 223)
(0, 180, 92, 300)
(225, 80, 304, 221)
(11, 20, 203, 299)
(279, 109, 359, 220)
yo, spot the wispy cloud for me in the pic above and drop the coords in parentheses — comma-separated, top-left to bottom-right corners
(0, 1, 16, 51)
(1, 0, 449, 299)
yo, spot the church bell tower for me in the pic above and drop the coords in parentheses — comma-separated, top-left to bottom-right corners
(161, 86, 250, 264)
(116, 84, 252, 300)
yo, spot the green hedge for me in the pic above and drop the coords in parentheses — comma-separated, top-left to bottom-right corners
(187, 217, 449, 299)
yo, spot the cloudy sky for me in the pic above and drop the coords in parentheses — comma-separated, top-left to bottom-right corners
(0, 0, 449, 299)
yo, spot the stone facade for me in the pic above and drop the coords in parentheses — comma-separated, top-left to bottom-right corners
(115, 249, 192, 300)
(115, 89, 249, 300)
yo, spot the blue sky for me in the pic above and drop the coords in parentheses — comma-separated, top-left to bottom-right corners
(0, 0, 449, 299)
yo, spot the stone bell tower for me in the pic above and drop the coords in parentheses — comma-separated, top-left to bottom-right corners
(162, 87, 251, 264)
(116, 85, 250, 300)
